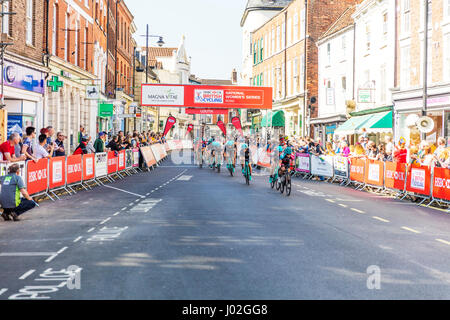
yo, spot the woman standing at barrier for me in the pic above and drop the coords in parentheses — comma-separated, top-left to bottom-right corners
(107, 136, 121, 152)
(393, 141, 407, 164)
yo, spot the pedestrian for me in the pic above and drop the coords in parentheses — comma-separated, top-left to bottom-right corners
(73, 136, 89, 155)
(0, 164, 36, 221)
(22, 126, 37, 161)
(107, 135, 121, 152)
(35, 134, 54, 159)
(79, 125, 86, 144)
(0, 133, 27, 163)
(94, 132, 107, 153)
(54, 132, 67, 157)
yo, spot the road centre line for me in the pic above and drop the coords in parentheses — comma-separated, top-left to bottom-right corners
(73, 236, 82, 243)
(100, 217, 111, 225)
(325, 199, 335, 203)
(436, 239, 450, 246)
(0, 252, 56, 257)
(87, 227, 95, 233)
(102, 185, 145, 198)
(372, 216, 390, 223)
(121, 207, 127, 211)
(401, 226, 421, 234)
(339, 204, 348, 208)
(113, 212, 120, 216)
(350, 208, 365, 214)
(45, 247, 68, 263)
(19, 270, 35, 280)
(0, 289, 7, 296)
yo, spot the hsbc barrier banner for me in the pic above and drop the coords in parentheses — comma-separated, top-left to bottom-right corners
(140, 146, 157, 167)
(1, 161, 27, 188)
(95, 152, 108, 178)
(406, 165, 431, 196)
(333, 156, 349, 179)
(432, 167, 450, 201)
(311, 155, 334, 178)
(82, 154, 95, 181)
(49, 156, 66, 190)
(118, 150, 126, 171)
(167, 140, 178, 150)
(150, 145, 161, 162)
(384, 162, 407, 191)
(257, 148, 271, 168)
(350, 158, 365, 183)
(364, 160, 384, 187)
(67, 155, 83, 185)
(294, 153, 310, 173)
(164, 143, 170, 152)
(158, 143, 168, 158)
(125, 150, 133, 169)
(27, 158, 48, 195)
(132, 148, 140, 168)
(107, 151, 118, 174)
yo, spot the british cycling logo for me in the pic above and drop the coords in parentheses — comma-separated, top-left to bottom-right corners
(194, 89, 223, 104)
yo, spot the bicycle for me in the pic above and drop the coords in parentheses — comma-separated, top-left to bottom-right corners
(243, 160, 251, 185)
(278, 161, 292, 196)
(226, 154, 235, 176)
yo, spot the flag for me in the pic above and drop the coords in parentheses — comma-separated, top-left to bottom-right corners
(231, 116, 243, 136)
(217, 120, 226, 136)
(163, 116, 176, 137)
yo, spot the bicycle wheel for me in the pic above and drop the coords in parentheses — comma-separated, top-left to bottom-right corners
(276, 176, 281, 190)
(279, 178, 285, 194)
(286, 174, 292, 196)
(271, 178, 275, 189)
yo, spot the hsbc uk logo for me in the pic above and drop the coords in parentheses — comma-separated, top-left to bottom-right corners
(29, 169, 47, 183)
(434, 177, 450, 189)
(386, 170, 405, 181)
(68, 164, 81, 174)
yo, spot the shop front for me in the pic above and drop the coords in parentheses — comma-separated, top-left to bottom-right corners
(310, 114, 347, 144)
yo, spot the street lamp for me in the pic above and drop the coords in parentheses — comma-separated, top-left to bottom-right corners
(140, 24, 165, 84)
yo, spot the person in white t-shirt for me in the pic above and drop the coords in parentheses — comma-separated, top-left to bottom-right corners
(34, 134, 54, 159)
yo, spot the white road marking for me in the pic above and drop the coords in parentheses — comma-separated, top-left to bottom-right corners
(146, 193, 150, 196)
(0, 289, 7, 296)
(45, 247, 68, 263)
(177, 175, 193, 181)
(100, 217, 111, 225)
(73, 236, 82, 243)
(121, 207, 127, 211)
(113, 212, 120, 216)
(436, 239, 450, 246)
(87, 227, 95, 233)
(0, 252, 55, 257)
(372, 216, 390, 223)
(57, 247, 68, 254)
(19, 270, 35, 280)
(102, 185, 145, 198)
(339, 204, 348, 208)
(325, 199, 335, 203)
(350, 208, 365, 214)
(401, 226, 421, 234)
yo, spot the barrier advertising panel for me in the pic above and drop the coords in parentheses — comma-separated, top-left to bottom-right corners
(350, 158, 365, 183)
(27, 158, 48, 195)
(333, 156, 349, 179)
(132, 148, 140, 168)
(140, 146, 157, 167)
(164, 143, 170, 152)
(95, 152, 108, 178)
(158, 143, 168, 158)
(82, 154, 95, 181)
(310, 155, 334, 177)
(167, 140, 178, 150)
(49, 156, 66, 189)
(118, 150, 126, 171)
(175, 140, 184, 150)
(257, 149, 271, 168)
(432, 167, 450, 201)
(66, 155, 83, 185)
(364, 160, 384, 187)
(150, 145, 161, 162)
(125, 150, 133, 169)
(406, 165, 431, 196)
(295, 153, 310, 173)
(182, 140, 193, 149)
(250, 145, 258, 164)
(384, 162, 407, 191)
(107, 151, 118, 174)
(3, 161, 27, 188)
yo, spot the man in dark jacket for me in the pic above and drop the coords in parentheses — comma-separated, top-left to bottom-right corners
(93, 132, 107, 153)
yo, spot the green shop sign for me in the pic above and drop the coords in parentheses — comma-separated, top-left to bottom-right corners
(98, 103, 114, 117)
(47, 76, 64, 92)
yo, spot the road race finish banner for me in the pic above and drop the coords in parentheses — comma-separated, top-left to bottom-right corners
(132, 148, 140, 168)
(82, 154, 95, 181)
(67, 155, 83, 185)
(27, 158, 48, 195)
(118, 150, 126, 171)
(95, 152, 108, 178)
(310, 155, 334, 178)
(333, 156, 349, 178)
(350, 158, 365, 183)
(185, 108, 228, 115)
(364, 160, 384, 187)
(141, 84, 273, 109)
(406, 165, 431, 196)
(217, 120, 226, 136)
(162, 116, 176, 137)
(384, 162, 407, 191)
(432, 167, 450, 201)
(49, 156, 66, 190)
(295, 153, 310, 173)
(140, 146, 157, 167)
(231, 116, 243, 136)
(107, 151, 118, 174)
(125, 150, 133, 169)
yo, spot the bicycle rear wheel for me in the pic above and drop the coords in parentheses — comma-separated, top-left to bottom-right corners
(286, 174, 292, 196)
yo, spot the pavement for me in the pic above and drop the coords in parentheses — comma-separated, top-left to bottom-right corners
(1, 151, 450, 299)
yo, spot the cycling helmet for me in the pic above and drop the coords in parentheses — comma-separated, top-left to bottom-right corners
(277, 146, 283, 153)
(284, 146, 293, 155)
(226, 141, 234, 147)
(241, 143, 249, 150)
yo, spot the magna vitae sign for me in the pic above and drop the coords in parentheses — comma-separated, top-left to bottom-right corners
(141, 84, 272, 109)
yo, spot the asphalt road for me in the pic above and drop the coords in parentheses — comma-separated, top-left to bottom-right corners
(1, 151, 450, 299)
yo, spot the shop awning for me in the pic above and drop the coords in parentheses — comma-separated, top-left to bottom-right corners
(261, 110, 285, 127)
(334, 111, 393, 135)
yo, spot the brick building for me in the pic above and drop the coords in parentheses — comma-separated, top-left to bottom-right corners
(251, 0, 359, 138)
(0, 0, 48, 139)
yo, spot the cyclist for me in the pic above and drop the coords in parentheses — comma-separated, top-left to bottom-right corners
(240, 143, 252, 180)
(224, 140, 236, 169)
(279, 141, 294, 177)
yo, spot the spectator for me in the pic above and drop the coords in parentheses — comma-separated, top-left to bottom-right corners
(78, 125, 86, 144)
(0, 164, 36, 221)
(22, 126, 36, 160)
(94, 132, 107, 153)
(393, 141, 407, 164)
(86, 136, 96, 154)
(367, 141, 379, 160)
(107, 135, 121, 152)
(54, 132, 66, 157)
(434, 137, 447, 157)
(35, 134, 54, 159)
(340, 141, 351, 157)
(0, 133, 27, 162)
(385, 136, 394, 156)
(73, 136, 89, 155)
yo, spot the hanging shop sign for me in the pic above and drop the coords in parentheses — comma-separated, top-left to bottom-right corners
(185, 108, 228, 115)
(3, 60, 45, 94)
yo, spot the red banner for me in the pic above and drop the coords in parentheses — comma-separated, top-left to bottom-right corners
(432, 167, 450, 201)
(118, 150, 126, 171)
(82, 154, 95, 181)
(350, 158, 365, 183)
(163, 116, 176, 137)
(406, 165, 431, 196)
(217, 120, 226, 136)
(107, 151, 118, 174)
(141, 84, 273, 109)
(66, 155, 83, 185)
(231, 116, 243, 136)
(384, 162, 407, 191)
(185, 108, 228, 115)
(364, 159, 384, 187)
(27, 158, 48, 195)
(49, 156, 66, 190)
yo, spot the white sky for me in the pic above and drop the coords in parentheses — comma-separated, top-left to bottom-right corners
(127, 0, 246, 80)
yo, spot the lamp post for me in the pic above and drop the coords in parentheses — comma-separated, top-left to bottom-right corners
(422, 0, 429, 140)
(140, 24, 164, 84)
